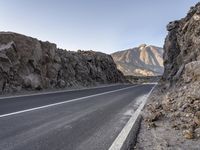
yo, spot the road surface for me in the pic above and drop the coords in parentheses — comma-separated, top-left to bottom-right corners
(0, 84, 154, 150)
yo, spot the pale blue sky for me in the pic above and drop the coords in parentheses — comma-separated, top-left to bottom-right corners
(0, 0, 199, 54)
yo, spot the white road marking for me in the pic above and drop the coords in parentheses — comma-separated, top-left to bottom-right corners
(142, 82, 158, 85)
(0, 85, 142, 118)
(108, 84, 156, 150)
(0, 83, 128, 100)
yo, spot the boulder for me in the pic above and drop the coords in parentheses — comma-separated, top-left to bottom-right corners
(183, 61, 200, 82)
(24, 73, 42, 90)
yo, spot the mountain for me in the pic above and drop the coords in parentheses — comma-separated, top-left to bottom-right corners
(0, 32, 126, 94)
(111, 44, 164, 76)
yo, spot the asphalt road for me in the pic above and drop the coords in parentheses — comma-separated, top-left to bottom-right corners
(0, 84, 154, 150)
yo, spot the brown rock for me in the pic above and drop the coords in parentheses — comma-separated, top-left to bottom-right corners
(144, 2, 200, 142)
(0, 32, 127, 94)
(183, 129, 194, 139)
(194, 111, 200, 126)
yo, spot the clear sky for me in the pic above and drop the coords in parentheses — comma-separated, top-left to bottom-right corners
(0, 0, 199, 54)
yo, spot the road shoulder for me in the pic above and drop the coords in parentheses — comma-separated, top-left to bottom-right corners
(134, 86, 200, 150)
(109, 85, 156, 150)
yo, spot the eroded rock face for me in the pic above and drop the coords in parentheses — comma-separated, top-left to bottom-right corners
(0, 32, 126, 94)
(163, 3, 200, 82)
(145, 2, 200, 140)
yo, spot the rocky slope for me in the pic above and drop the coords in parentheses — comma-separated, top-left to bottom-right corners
(0, 32, 126, 94)
(111, 44, 164, 76)
(135, 2, 200, 149)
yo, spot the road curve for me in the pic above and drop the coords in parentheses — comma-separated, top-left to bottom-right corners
(0, 84, 154, 150)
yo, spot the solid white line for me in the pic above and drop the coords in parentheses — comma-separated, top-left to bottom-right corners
(108, 84, 157, 150)
(0, 83, 129, 100)
(0, 85, 141, 118)
(142, 82, 158, 85)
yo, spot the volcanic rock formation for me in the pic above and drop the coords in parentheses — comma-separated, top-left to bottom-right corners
(135, 3, 200, 149)
(0, 32, 126, 94)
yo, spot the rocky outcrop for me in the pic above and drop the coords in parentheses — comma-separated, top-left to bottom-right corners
(142, 2, 200, 145)
(111, 44, 164, 76)
(0, 32, 126, 94)
(163, 3, 200, 82)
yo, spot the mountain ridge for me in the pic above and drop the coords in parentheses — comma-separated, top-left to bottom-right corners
(111, 44, 164, 76)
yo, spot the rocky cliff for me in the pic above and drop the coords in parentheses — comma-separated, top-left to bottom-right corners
(0, 32, 126, 94)
(135, 3, 200, 149)
(158, 2, 200, 135)
(160, 2, 200, 138)
(111, 44, 164, 76)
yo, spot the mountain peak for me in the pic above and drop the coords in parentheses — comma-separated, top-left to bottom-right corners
(138, 44, 147, 49)
(111, 45, 164, 76)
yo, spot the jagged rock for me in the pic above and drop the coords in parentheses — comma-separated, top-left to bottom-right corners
(143, 1, 200, 143)
(58, 80, 66, 88)
(183, 129, 194, 139)
(183, 61, 200, 82)
(0, 32, 127, 94)
(24, 73, 42, 90)
(0, 53, 12, 73)
(167, 21, 179, 31)
(163, 2, 200, 82)
(135, 3, 200, 149)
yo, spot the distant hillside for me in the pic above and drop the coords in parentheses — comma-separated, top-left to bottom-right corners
(111, 44, 164, 76)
